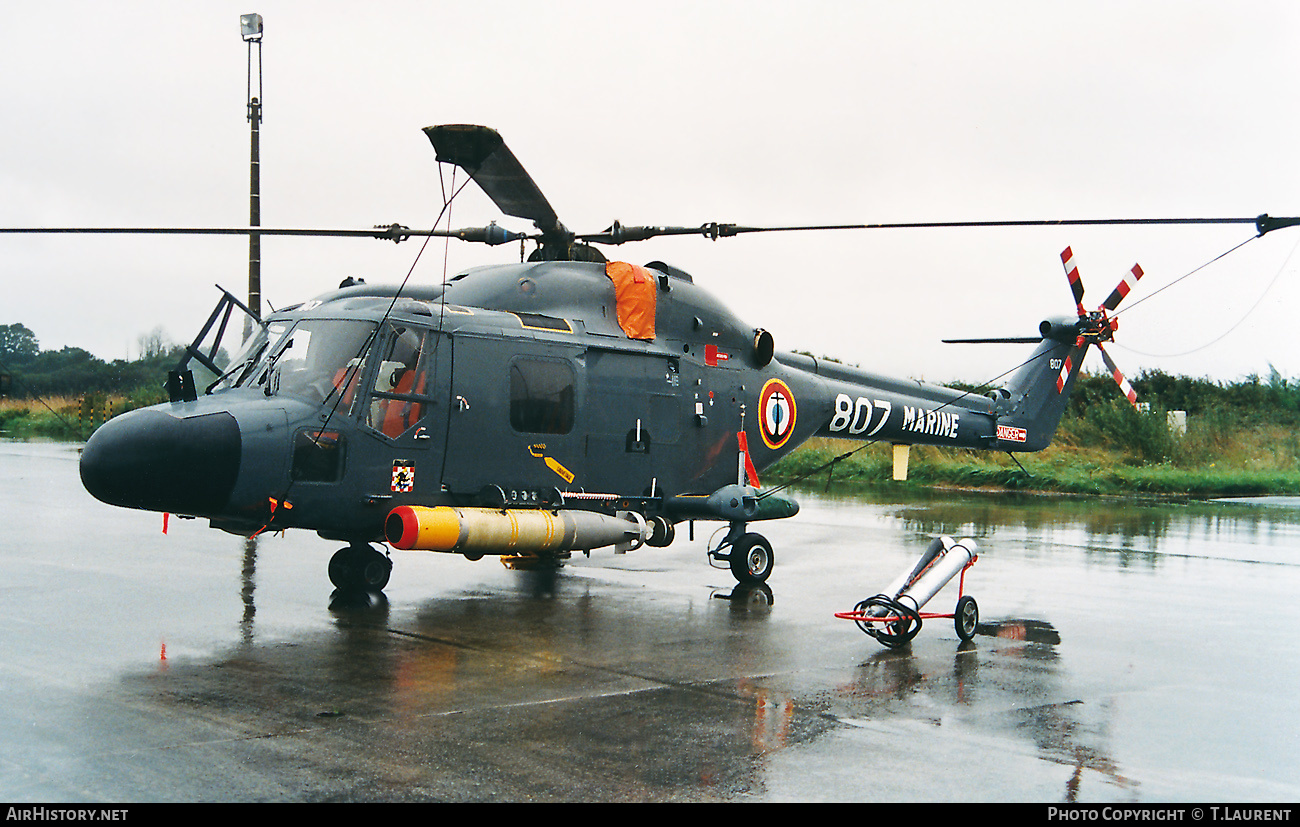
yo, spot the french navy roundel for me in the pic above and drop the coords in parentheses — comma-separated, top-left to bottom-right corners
(758, 378, 796, 449)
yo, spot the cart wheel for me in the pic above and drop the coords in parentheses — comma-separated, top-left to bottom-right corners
(955, 595, 978, 641)
(877, 613, 921, 648)
(852, 595, 921, 647)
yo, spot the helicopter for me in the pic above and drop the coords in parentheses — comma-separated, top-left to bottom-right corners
(59, 124, 1298, 593)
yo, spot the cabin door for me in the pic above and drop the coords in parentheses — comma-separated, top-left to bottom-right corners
(581, 348, 682, 495)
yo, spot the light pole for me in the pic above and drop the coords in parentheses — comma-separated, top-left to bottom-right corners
(241, 13, 263, 335)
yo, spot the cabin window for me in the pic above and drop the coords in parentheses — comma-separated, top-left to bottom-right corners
(510, 358, 575, 434)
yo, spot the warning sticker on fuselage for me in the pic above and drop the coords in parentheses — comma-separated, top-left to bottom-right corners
(997, 425, 1027, 443)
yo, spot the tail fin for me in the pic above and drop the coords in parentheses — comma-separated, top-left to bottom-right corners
(994, 319, 1087, 451)
(948, 246, 1146, 452)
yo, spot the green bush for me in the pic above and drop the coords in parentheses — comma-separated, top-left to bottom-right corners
(1082, 399, 1175, 464)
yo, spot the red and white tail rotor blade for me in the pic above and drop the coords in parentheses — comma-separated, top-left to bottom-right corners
(1101, 263, 1144, 312)
(1060, 246, 1087, 316)
(1055, 345, 1080, 395)
(1097, 343, 1139, 408)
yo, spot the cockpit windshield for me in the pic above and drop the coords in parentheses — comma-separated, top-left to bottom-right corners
(223, 319, 377, 406)
(207, 322, 287, 394)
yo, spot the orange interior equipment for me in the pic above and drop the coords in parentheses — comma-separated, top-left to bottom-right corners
(605, 262, 656, 340)
(381, 368, 425, 438)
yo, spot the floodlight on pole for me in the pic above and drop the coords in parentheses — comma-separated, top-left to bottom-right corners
(242, 14, 263, 332)
(240, 13, 263, 42)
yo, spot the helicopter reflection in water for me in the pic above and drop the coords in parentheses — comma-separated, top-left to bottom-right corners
(109, 567, 836, 801)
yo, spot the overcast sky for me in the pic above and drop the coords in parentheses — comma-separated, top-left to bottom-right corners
(3, 1, 1298, 387)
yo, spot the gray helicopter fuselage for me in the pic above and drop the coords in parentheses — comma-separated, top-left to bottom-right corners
(81, 257, 1080, 547)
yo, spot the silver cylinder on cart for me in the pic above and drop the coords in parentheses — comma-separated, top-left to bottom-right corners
(846, 535, 981, 647)
(881, 535, 978, 612)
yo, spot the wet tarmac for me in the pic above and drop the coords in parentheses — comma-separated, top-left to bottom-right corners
(2, 440, 1298, 802)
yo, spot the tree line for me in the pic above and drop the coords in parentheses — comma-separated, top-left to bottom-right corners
(0, 322, 186, 400)
(1063, 365, 1300, 426)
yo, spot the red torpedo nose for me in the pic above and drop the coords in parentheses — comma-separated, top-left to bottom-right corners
(80, 408, 241, 516)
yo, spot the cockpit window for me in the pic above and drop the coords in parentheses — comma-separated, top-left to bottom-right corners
(242, 319, 377, 406)
(365, 324, 435, 438)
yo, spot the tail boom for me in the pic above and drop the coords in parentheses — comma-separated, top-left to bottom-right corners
(786, 318, 1088, 457)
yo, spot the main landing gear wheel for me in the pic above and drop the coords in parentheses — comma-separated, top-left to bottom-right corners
(955, 595, 979, 642)
(647, 515, 676, 548)
(729, 533, 774, 584)
(329, 544, 393, 592)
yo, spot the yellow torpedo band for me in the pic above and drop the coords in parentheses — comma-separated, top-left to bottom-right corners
(385, 505, 648, 556)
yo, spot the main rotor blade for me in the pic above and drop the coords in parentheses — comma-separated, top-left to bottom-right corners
(941, 336, 1044, 344)
(6, 213, 1294, 250)
(423, 124, 570, 244)
(0, 225, 526, 244)
(575, 215, 1293, 246)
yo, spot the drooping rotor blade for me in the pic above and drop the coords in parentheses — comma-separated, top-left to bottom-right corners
(578, 215, 1296, 246)
(1100, 263, 1145, 312)
(580, 221, 708, 245)
(1096, 342, 1139, 408)
(0, 224, 526, 244)
(579, 214, 1300, 247)
(9, 212, 1297, 255)
(1060, 246, 1087, 316)
(422, 124, 571, 247)
(941, 336, 1044, 344)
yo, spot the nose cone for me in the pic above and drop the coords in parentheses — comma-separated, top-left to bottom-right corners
(80, 408, 241, 516)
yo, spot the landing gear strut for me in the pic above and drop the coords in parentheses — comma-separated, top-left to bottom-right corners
(329, 543, 392, 592)
(710, 522, 775, 584)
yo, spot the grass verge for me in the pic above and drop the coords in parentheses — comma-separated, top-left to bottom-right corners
(767, 432, 1300, 500)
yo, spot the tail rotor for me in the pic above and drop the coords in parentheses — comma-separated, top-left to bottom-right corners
(1058, 247, 1144, 409)
(941, 246, 1154, 450)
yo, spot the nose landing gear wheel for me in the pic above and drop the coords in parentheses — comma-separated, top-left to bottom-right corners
(955, 595, 978, 642)
(329, 544, 393, 592)
(729, 533, 774, 584)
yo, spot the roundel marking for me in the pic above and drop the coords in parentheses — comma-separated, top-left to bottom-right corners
(758, 378, 797, 450)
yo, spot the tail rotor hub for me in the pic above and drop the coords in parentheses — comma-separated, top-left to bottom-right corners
(1078, 308, 1118, 343)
